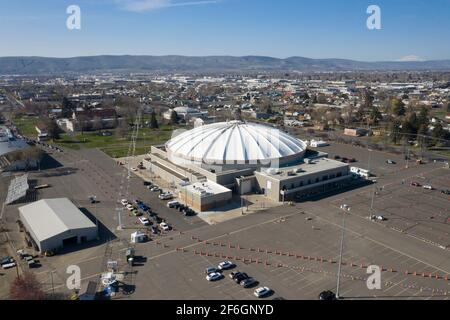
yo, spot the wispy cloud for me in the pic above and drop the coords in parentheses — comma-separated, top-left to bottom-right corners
(115, 0, 219, 12)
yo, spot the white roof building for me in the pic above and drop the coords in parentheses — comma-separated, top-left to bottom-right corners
(19, 198, 98, 252)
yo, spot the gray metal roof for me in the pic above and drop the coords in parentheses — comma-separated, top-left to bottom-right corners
(19, 198, 97, 242)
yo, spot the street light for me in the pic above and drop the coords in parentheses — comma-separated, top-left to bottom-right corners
(336, 205, 350, 299)
(367, 149, 376, 220)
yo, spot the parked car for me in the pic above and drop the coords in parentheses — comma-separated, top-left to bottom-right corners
(167, 201, 180, 208)
(218, 261, 235, 270)
(206, 272, 223, 282)
(371, 215, 387, 221)
(151, 186, 161, 192)
(126, 204, 135, 211)
(159, 192, 174, 200)
(233, 273, 249, 284)
(205, 267, 219, 274)
(151, 225, 159, 235)
(423, 185, 433, 190)
(132, 210, 143, 217)
(184, 209, 197, 217)
(254, 287, 272, 298)
(143, 181, 152, 186)
(139, 217, 150, 226)
(240, 278, 258, 288)
(27, 260, 38, 268)
(386, 160, 396, 165)
(411, 182, 421, 187)
(0, 256, 14, 265)
(319, 290, 337, 300)
(441, 189, 450, 195)
(340, 204, 351, 211)
(121, 199, 129, 206)
(160, 222, 171, 231)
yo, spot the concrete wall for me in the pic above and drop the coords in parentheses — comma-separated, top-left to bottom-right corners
(179, 189, 232, 212)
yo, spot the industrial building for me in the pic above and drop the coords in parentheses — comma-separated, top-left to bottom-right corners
(144, 121, 353, 210)
(19, 198, 98, 253)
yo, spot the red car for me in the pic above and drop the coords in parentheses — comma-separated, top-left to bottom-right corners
(411, 182, 421, 187)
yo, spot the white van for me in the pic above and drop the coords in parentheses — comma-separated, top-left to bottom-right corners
(2, 262, 16, 269)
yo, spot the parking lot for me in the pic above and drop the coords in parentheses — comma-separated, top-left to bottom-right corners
(1, 142, 449, 300)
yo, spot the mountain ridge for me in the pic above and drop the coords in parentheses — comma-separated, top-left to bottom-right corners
(1, 55, 449, 74)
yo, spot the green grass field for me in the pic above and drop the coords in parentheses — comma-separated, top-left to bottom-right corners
(13, 115, 191, 158)
(13, 116, 41, 136)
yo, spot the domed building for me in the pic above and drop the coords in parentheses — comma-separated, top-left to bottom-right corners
(145, 121, 352, 212)
(166, 121, 307, 170)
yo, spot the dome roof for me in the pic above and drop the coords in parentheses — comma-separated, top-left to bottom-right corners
(166, 121, 307, 166)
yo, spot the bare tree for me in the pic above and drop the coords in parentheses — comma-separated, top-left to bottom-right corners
(10, 272, 46, 300)
(91, 116, 103, 131)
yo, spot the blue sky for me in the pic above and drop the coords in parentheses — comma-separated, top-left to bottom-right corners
(0, 0, 449, 61)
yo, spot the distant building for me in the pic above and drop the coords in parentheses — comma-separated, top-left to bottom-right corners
(344, 128, 367, 137)
(69, 108, 118, 132)
(35, 122, 49, 141)
(163, 107, 208, 121)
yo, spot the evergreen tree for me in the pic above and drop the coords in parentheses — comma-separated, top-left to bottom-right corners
(170, 110, 179, 125)
(150, 111, 159, 129)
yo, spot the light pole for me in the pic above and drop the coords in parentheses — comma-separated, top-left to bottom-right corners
(367, 149, 375, 220)
(336, 206, 349, 299)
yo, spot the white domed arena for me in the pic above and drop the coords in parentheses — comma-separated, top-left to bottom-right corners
(166, 121, 307, 170)
(146, 120, 352, 209)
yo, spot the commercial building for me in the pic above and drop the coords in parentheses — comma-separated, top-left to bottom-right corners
(19, 198, 98, 253)
(145, 121, 353, 210)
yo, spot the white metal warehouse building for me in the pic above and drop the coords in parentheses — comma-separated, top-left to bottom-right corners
(19, 198, 98, 252)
